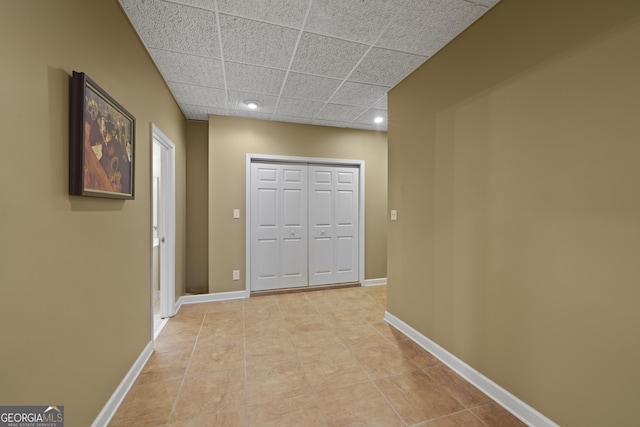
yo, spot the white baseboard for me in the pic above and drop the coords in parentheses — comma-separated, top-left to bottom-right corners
(174, 290, 249, 313)
(363, 277, 387, 286)
(91, 341, 154, 427)
(384, 312, 559, 427)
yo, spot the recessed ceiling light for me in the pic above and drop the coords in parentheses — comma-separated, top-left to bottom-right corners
(246, 101, 259, 110)
(374, 116, 384, 124)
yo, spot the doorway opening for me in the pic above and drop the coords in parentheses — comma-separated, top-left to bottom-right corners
(151, 124, 176, 337)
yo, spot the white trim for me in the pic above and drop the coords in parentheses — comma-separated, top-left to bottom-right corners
(363, 277, 387, 286)
(151, 124, 176, 320)
(245, 153, 365, 293)
(384, 312, 560, 427)
(91, 341, 153, 427)
(174, 290, 249, 313)
(153, 318, 169, 340)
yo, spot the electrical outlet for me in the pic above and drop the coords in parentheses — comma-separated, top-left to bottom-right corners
(232, 270, 240, 280)
(391, 210, 398, 221)
(233, 209, 240, 219)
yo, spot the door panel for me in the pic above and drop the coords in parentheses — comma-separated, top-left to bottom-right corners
(309, 165, 359, 286)
(251, 162, 307, 291)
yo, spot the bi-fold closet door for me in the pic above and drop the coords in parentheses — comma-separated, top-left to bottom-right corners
(250, 162, 359, 292)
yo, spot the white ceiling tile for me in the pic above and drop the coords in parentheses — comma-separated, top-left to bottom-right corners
(354, 108, 387, 126)
(219, 14, 299, 69)
(309, 118, 348, 128)
(281, 72, 342, 102)
(227, 91, 278, 113)
(181, 104, 226, 121)
(316, 104, 366, 123)
(275, 97, 324, 117)
(290, 32, 368, 79)
(168, 0, 216, 12)
(349, 47, 428, 87)
(228, 110, 275, 121)
(467, 0, 500, 7)
(304, 0, 400, 44)
(330, 82, 389, 109)
(225, 62, 286, 95)
(376, 0, 489, 57)
(169, 82, 227, 108)
(271, 114, 316, 126)
(217, 0, 311, 28)
(149, 49, 224, 87)
(120, 0, 219, 57)
(371, 94, 387, 111)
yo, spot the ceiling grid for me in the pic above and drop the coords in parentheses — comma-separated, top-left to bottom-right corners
(120, 0, 500, 131)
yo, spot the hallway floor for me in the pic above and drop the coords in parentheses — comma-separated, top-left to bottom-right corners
(109, 286, 526, 426)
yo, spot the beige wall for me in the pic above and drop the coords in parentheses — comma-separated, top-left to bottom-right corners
(387, 1, 640, 426)
(186, 120, 209, 293)
(209, 116, 387, 293)
(0, 1, 187, 425)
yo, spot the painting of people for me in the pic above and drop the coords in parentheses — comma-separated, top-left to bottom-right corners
(70, 72, 135, 199)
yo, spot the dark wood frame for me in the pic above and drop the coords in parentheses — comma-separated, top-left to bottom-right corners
(70, 71, 135, 199)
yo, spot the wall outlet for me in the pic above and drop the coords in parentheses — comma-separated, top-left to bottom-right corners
(391, 209, 398, 221)
(232, 270, 240, 280)
(233, 209, 240, 219)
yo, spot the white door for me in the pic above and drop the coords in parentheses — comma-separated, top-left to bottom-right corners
(250, 162, 308, 291)
(309, 166, 359, 286)
(152, 125, 176, 327)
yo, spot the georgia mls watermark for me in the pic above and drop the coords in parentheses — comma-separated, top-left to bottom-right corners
(0, 406, 63, 427)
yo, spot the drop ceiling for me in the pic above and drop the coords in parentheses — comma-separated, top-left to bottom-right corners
(120, 0, 499, 131)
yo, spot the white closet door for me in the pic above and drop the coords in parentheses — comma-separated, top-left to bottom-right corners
(250, 163, 308, 291)
(308, 165, 359, 286)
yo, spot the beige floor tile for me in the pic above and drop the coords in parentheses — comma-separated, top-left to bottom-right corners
(279, 301, 319, 318)
(109, 379, 181, 427)
(425, 365, 492, 408)
(315, 381, 404, 427)
(375, 370, 465, 425)
(137, 350, 191, 385)
(244, 317, 290, 339)
(187, 342, 245, 375)
(300, 349, 369, 391)
(171, 369, 246, 422)
(245, 359, 312, 406)
(167, 410, 246, 427)
(290, 329, 346, 358)
(352, 342, 420, 379)
(196, 321, 244, 346)
(243, 305, 283, 322)
(244, 295, 278, 308)
(284, 313, 331, 335)
(247, 394, 326, 427)
(391, 339, 442, 369)
(370, 321, 410, 344)
(471, 402, 527, 426)
(245, 334, 297, 366)
(204, 299, 244, 313)
(415, 410, 485, 426)
(202, 310, 243, 328)
(161, 318, 203, 337)
(154, 330, 198, 353)
(334, 324, 389, 349)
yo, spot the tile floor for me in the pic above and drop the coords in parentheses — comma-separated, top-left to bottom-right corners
(109, 286, 526, 426)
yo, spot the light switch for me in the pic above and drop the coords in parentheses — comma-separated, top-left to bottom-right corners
(233, 209, 240, 219)
(391, 210, 397, 221)
(232, 270, 240, 280)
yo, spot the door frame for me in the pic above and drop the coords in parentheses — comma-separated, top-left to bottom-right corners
(245, 153, 365, 293)
(151, 124, 176, 326)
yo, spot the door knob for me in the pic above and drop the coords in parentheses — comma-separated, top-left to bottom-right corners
(161, 237, 166, 243)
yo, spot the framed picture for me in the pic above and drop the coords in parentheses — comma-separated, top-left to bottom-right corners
(70, 71, 135, 199)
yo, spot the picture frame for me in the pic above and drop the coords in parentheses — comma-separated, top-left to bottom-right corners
(70, 71, 135, 199)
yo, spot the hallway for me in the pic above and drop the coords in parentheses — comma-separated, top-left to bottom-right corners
(109, 286, 525, 426)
